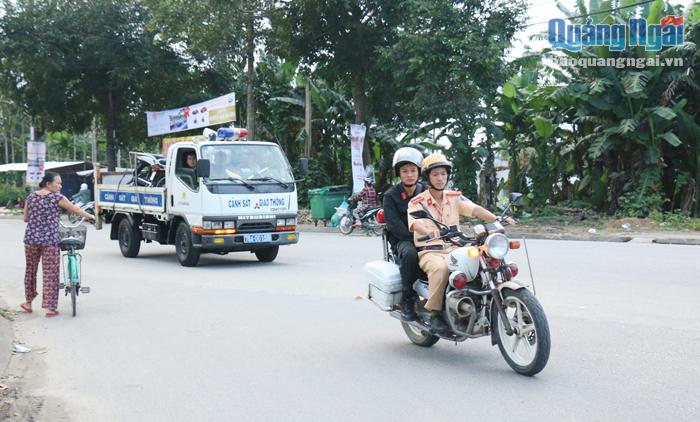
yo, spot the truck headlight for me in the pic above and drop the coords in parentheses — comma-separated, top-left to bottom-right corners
(224, 221, 236, 229)
(203, 221, 212, 230)
(211, 221, 223, 230)
(276, 218, 286, 227)
(286, 218, 296, 226)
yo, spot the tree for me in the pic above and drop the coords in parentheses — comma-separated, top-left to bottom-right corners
(0, 0, 199, 170)
(271, 0, 403, 164)
(144, 0, 271, 141)
(378, 0, 527, 201)
(494, 0, 700, 215)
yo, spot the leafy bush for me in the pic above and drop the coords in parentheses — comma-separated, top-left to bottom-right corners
(0, 184, 30, 207)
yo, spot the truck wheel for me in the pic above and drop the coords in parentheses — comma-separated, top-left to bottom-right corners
(118, 218, 141, 257)
(176, 222, 200, 267)
(255, 246, 279, 262)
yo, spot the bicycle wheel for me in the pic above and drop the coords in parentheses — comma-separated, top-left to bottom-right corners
(71, 285, 77, 317)
(68, 255, 79, 317)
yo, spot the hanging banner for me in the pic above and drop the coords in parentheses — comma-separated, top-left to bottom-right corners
(26, 141, 46, 186)
(350, 124, 367, 193)
(146, 93, 236, 137)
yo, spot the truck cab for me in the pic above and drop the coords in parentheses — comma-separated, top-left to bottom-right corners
(99, 135, 299, 266)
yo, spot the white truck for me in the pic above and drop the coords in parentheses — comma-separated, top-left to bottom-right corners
(95, 131, 300, 266)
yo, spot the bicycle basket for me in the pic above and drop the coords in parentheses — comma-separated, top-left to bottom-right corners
(59, 225, 87, 250)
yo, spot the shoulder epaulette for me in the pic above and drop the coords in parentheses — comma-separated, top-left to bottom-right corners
(409, 194, 424, 205)
(446, 190, 462, 196)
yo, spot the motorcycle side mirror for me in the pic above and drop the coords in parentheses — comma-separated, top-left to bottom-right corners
(498, 204, 507, 212)
(509, 192, 523, 204)
(409, 210, 430, 219)
(196, 159, 210, 178)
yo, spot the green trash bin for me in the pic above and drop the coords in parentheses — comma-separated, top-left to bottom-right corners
(308, 185, 352, 223)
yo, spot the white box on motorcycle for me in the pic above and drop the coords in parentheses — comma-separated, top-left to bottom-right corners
(364, 261, 403, 311)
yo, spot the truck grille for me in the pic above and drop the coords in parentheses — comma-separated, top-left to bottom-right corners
(237, 222, 275, 233)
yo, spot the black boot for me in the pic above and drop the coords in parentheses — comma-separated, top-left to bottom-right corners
(400, 292, 417, 321)
(429, 311, 448, 333)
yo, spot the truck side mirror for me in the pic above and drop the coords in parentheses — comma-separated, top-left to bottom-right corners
(299, 158, 309, 177)
(196, 159, 210, 178)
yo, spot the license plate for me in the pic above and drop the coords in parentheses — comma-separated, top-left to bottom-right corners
(243, 233, 272, 243)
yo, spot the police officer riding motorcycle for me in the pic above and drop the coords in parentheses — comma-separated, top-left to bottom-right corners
(365, 153, 550, 376)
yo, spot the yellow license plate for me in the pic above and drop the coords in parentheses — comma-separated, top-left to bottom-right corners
(213, 237, 225, 244)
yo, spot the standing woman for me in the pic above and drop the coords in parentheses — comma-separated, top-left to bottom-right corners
(20, 172, 96, 317)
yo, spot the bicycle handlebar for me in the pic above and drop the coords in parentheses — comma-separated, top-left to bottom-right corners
(60, 216, 95, 228)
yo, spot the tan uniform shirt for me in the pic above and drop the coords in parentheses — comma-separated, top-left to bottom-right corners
(407, 190, 476, 254)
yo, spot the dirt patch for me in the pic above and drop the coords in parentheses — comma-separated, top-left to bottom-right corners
(0, 321, 67, 422)
(297, 208, 313, 224)
(605, 218, 659, 231)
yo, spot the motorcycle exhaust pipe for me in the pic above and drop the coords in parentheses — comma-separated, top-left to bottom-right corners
(456, 299, 474, 317)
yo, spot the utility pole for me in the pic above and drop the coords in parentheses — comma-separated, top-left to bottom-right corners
(245, 10, 256, 142)
(304, 77, 312, 158)
(91, 120, 97, 165)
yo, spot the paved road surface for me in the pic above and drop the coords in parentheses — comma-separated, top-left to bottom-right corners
(0, 219, 698, 421)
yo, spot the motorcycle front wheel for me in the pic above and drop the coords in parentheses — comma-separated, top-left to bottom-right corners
(338, 215, 354, 235)
(493, 288, 550, 376)
(401, 322, 439, 347)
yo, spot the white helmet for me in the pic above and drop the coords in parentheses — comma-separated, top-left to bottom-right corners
(392, 147, 424, 176)
(80, 183, 88, 191)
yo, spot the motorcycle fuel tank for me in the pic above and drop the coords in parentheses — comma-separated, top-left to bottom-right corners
(446, 247, 480, 280)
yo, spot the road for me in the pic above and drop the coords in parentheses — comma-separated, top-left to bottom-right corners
(0, 218, 699, 421)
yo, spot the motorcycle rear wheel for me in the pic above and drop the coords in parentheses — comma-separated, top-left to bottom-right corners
(366, 215, 382, 236)
(493, 288, 550, 376)
(401, 322, 439, 347)
(338, 215, 354, 235)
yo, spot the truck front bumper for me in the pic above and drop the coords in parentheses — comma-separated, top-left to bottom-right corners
(194, 231, 299, 252)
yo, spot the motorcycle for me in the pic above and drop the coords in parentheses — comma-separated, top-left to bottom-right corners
(337, 200, 383, 236)
(364, 193, 550, 376)
(69, 200, 95, 224)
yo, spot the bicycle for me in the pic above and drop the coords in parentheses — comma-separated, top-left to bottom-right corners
(59, 217, 91, 317)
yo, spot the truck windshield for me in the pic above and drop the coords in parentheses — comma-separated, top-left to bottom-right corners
(201, 144, 294, 184)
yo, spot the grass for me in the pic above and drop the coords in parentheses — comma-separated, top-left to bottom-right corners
(0, 307, 14, 322)
(649, 210, 700, 231)
(515, 206, 700, 232)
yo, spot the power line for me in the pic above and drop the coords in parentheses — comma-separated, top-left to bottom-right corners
(525, 0, 656, 27)
(528, 0, 562, 9)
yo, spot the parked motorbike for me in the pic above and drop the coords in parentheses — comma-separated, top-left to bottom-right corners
(69, 200, 95, 224)
(337, 201, 383, 236)
(364, 193, 550, 376)
(132, 152, 167, 187)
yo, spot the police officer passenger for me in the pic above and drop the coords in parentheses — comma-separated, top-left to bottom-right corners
(407, 153, 515, 332)
(382, 147, 424, 321)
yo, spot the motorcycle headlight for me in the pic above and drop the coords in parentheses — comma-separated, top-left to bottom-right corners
(485, 233, 509, 259)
